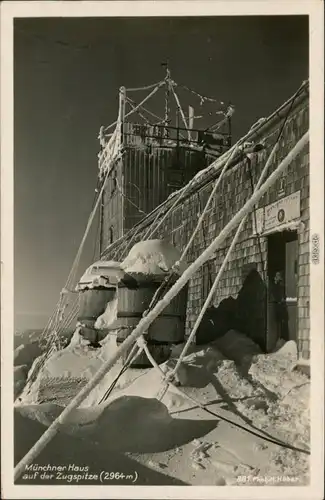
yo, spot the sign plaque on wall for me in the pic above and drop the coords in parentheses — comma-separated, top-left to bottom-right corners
(252, 190, 301, 234)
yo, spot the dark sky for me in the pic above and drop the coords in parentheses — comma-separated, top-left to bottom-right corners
(14, 15, 309, 330)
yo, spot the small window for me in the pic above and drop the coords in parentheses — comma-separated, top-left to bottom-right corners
(202, 261, 215, 302)
(111, 170, 117, 195)
(109, 226, 114, 244)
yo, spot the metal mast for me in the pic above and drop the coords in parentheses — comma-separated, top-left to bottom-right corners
(162, 62, 171, 128)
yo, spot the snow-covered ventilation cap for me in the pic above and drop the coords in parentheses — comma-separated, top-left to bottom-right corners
(76, 260, 124, 291)
(120, 239, 188, 276)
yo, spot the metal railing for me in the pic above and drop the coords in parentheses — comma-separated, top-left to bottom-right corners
(122, 122, 232, 151)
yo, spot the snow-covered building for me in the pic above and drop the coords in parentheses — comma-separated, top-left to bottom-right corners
(101, 82, 310, 359)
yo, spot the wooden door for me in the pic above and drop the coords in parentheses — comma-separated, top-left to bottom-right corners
(285, 238, 298, 341)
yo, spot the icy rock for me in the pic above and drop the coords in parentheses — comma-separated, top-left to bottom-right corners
(213, 330, 262, 366)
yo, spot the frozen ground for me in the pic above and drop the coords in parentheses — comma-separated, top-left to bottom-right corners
(15, 329, 310, 486)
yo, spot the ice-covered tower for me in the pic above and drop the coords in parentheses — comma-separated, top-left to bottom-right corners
(98, 74, 233, 254)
